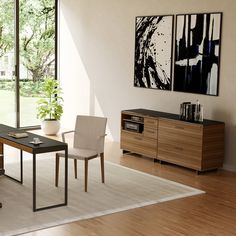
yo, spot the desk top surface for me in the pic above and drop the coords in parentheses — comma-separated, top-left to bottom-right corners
(0, 124, 67, 154)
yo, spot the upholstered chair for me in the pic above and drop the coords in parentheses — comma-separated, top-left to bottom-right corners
(55, 115, 107, 192)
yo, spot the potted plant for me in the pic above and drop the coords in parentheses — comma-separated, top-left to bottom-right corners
(36, 78, 63, 135)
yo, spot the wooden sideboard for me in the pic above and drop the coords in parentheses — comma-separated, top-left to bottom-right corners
(120, 109, 225, 172)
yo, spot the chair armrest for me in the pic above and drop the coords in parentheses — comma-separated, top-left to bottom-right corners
(61, 130, 75, 142)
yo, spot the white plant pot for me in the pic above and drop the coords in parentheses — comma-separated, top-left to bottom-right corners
(41, 120, 60, 135)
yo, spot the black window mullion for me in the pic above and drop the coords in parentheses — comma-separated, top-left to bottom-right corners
(15, 0, 20, 128)
(55, 0, 58, 81)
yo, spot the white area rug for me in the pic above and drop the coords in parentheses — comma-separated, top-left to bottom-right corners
(0, 157, 204, 236)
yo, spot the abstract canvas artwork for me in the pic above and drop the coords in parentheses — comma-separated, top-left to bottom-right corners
(174, 12, 222, 96)
(134, 15, 174, 90)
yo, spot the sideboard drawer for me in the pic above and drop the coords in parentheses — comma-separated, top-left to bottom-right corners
(121, 131, 157, 158)
(158, 140, 202, 170)
(144, 118, 158, 129)
(158, 118, 203, 169)
(144, 118, 158, 139)
(159, 119, 202, 141)
(144, 128, 158, 139)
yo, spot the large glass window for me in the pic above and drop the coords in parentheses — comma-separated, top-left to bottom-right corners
(0, 0, 57, 128)
(0, 0, 16, 127)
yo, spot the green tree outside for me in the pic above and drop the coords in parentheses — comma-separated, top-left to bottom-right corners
(0, 0, 55, 92)
(20, 0, 55, 82)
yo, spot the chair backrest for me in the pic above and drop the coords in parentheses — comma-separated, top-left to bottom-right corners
(74, 115, 107, 153)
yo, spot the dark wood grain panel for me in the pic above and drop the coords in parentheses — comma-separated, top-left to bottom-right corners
(121, 131, 157, 158)
(158, 119, 225, 171)
(143, 118, 158, 139)
(202, 124, 225, 169)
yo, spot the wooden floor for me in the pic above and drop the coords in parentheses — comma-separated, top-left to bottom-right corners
(20, 140, 236, 236)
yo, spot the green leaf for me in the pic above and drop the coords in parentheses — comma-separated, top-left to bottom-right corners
(36, 77, 63, 120)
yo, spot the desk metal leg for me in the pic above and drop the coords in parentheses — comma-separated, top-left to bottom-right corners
(4, 150, 23, 184)
(33, 154, 36, 211)
(20, 150, 23, 182)
(33, 147, 68, 212)
(65, 146, 68, 205)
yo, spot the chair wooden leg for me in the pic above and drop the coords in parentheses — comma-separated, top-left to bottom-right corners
(55, 154, 60, 187)
(84, 160, 88, 192)
(74, 159, 77, 179)
(100, 153, 105, 183)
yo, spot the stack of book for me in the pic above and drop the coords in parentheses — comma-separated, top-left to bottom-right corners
(179, 101, 203, 122)
(8, 132, 29, 138)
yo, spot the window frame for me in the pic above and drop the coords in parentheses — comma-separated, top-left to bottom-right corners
(14, 0, 58, 129)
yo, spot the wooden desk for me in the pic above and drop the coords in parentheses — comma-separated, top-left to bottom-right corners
(0, 124, 68, 212)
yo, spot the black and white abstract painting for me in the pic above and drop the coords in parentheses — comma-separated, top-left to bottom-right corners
(174, 12, 222, 96)
(134, 15, 174, 90)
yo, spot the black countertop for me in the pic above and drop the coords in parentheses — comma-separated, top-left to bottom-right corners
(122, 108, 224, 126)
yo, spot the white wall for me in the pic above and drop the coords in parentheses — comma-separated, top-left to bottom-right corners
(59, 0, 236, 172)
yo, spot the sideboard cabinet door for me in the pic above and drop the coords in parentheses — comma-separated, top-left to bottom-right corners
(158, 119, 203, 170)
